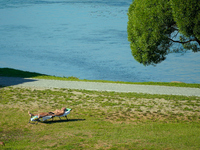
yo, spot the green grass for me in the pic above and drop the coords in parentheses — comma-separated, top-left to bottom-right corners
(0, 67, 46, 78)
(0, 87, 200, 149)
(0, 67, 200, 88)
(0, 67, 200, 149)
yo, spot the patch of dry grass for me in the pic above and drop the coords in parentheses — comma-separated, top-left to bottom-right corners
(0, 86, 200, 149)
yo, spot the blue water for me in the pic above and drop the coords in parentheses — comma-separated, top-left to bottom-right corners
(0, 0, 200, 83)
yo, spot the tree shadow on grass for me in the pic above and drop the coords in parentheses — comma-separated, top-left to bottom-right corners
(0, 68, 45, 87)
(0, 76, 38, 87)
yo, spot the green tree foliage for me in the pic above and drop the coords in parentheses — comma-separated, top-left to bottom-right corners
(127, 0, 200, 66)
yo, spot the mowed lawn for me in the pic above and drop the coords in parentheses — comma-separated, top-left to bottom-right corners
(0, 86, 200, 150)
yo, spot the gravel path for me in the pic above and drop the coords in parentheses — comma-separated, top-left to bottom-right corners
(0, 77, 200, 97)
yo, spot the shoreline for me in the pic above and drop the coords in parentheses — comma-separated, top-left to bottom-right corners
(1, 76, 200, 97)
(0, 67, 200, 89)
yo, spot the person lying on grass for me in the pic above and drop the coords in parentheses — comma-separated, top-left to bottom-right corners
(28, 107, 66, 118)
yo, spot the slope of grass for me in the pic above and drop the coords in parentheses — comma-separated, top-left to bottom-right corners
(0, 67, 46, 78)
(0, 67, 200, 88)
(0, 87, 200, 149)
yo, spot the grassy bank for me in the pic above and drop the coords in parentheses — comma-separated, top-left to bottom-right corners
(0, 67, 200, 149)
(0, 86, 200, 149)
(0, 67, 200, 88)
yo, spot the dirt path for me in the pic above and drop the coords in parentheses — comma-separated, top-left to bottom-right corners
(0, 76, 200, 96)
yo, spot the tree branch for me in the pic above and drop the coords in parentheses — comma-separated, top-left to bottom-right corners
(169, 38, 196, 44)
(171, 31, 179, 39)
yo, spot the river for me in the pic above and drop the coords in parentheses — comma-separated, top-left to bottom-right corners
(0, 0, 199, 83)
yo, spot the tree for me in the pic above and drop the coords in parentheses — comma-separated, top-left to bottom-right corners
(127, 0, 200, 66)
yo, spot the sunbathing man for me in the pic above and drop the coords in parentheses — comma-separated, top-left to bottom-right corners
(28, 107, 66, 118)
(28, 111, 55, 118)
(51, 107, 66, 116)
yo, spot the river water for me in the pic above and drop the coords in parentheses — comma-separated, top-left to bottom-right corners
(0, 0, 199, 83)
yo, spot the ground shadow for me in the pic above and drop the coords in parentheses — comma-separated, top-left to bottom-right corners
(41, 118, 86, 124)
(0, 67, 46, 87)
(0, 76, 38, 87)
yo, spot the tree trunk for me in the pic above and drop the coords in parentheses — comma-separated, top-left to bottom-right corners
(195, 37, 200, 45)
